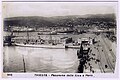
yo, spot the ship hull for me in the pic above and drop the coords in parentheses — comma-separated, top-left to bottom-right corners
(15, 43, 65, 49)
(15, 43, 80, 49)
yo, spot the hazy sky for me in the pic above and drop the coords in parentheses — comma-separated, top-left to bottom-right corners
(2, 2, 117, 18)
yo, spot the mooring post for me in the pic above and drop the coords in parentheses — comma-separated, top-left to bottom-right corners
(22, 55, 26, 72)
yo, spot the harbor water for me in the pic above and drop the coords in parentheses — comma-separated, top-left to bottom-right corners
(3, 46, 79, 73)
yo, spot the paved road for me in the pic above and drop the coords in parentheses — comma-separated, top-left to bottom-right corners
(95, 34, 115, 73)
(98, 34, 115, 72)
(84, 33, 116, 73)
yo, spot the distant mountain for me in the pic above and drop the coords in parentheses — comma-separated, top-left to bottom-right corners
(84, 14, 116, 19)
(48, 14, 115, 19)
(4, 16, 54, 27)
(4, 14, 116, 29)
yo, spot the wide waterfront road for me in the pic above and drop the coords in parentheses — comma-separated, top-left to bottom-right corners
(94, 34, 115, 73)
(84, 33, 116, 73)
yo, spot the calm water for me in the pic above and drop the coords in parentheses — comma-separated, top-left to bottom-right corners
(3, 46, 79, 73)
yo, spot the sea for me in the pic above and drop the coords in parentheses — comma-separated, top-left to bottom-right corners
(3, 46, 80, 73)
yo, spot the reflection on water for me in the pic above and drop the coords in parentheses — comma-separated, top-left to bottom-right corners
(3, 46, 79, 73)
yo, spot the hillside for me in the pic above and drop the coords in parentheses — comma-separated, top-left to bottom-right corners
(4, 14, 116, 29)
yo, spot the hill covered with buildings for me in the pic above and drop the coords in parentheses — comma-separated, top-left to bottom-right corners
(4, 14, 116, 31)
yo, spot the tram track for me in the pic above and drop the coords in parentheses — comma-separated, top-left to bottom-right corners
(102, 34, 116, 59)
(99, 35, 114, 73)
(102, 48, 114, 73)
(97, 49, 105, 73)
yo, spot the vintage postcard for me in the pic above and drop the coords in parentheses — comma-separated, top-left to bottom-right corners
(1, 0, 119, 78)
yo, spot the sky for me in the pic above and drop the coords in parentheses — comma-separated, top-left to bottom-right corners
(2, 2, 117, 18)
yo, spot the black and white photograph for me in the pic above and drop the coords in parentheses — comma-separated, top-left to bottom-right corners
(2, 1, 117, 75)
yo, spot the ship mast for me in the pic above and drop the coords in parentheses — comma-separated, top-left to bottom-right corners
(26, 26, 29, 44)
(49, 30, 53, 44)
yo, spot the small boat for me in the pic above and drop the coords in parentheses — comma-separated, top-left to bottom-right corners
(67, 45, 80, 49)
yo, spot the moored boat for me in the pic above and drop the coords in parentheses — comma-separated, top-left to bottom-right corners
(15, 43, 80, 49)
(15, 43, 65, 49)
